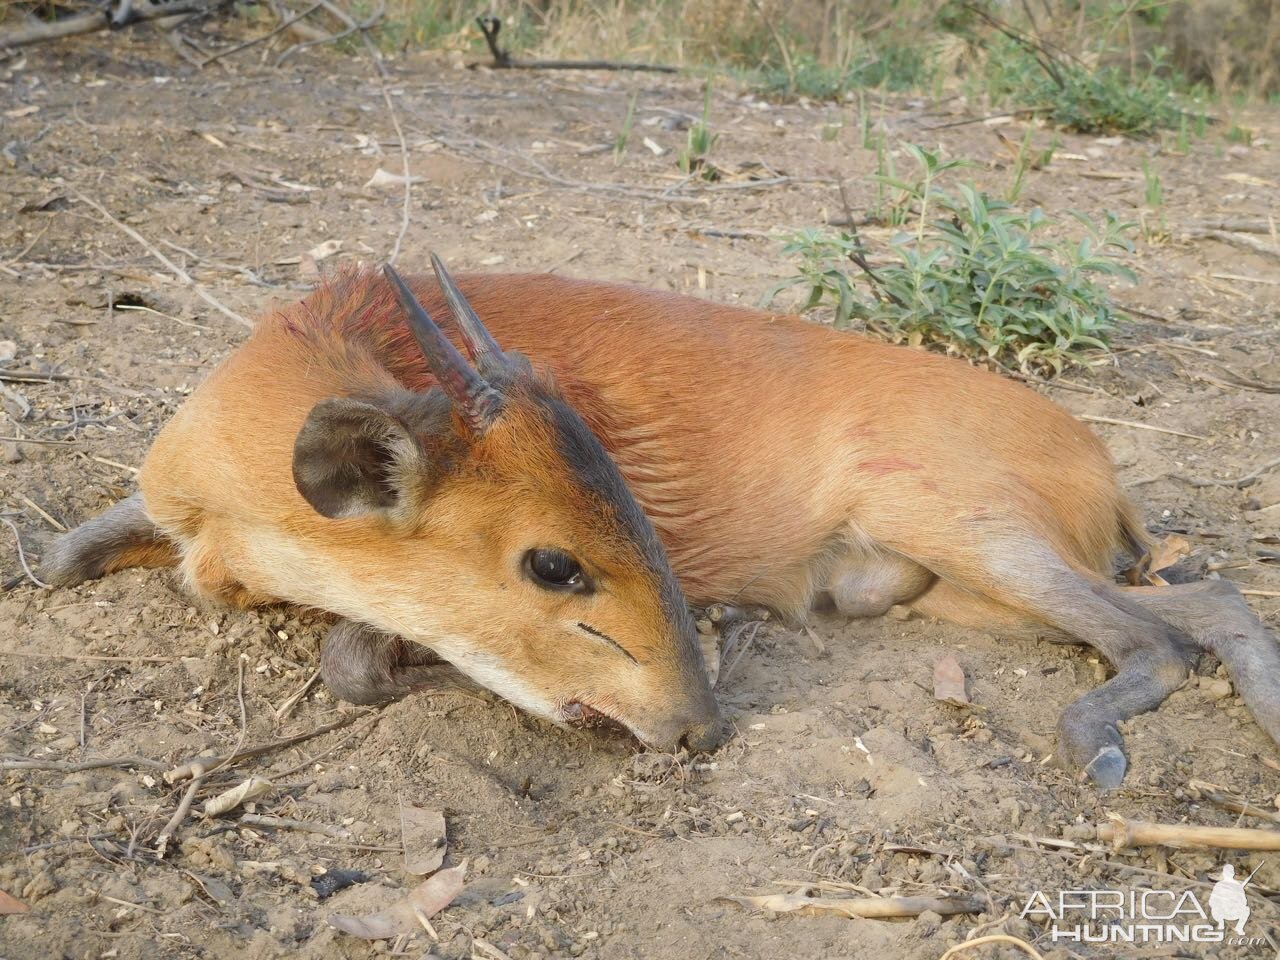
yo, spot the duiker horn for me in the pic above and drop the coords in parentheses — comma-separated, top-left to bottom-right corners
(430, 252, 508, 377)
(382, 263, 502, 433)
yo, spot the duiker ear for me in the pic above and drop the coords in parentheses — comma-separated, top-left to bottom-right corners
(292, 397, 426, 521)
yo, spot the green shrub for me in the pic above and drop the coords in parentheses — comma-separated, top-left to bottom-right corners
(753, 46, 932, 100)
(765, 146, 1136, 374)
(983, 43, 1185, 136)
(677, 83, 719, 178)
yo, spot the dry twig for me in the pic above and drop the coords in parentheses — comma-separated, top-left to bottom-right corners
(1185, 228, 1280, 261)
(1163, 454, 1280, 490)
(938, 935, 1044, 960)
(71, 192, 250, 327)
(164, 710, 371, 782)
(0, 0, 219, 48)
(1079, 414, 1207, 441)
(1099, 814, 1280, 851)
(155, 762, 207, 858)
(0, 755, 165, 772)
(239, 813, 349, 837)
(1, 516, 49, 589)
(199, 1, 323, 66)
(474, 16, 677, 73)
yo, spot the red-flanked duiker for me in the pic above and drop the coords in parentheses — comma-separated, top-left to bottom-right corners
(39, 255, 1280, 786)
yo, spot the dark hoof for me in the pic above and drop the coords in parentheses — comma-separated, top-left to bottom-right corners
(1083, 745, 1127, 789)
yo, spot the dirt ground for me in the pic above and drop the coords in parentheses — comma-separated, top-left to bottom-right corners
(2, 26, 1279, 960)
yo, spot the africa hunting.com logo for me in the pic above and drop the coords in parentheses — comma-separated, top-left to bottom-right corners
(1020, 863, 1267, 946)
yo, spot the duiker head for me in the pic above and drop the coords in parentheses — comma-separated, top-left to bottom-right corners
(291, 256, 724, 752)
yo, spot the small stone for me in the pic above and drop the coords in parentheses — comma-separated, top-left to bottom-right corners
(0, 441, 21, 464)
(180, 656, 216, 688)
(859, 864, 883, 891)
(797, 629, 826, 659)
(999, 797, 1022, 827)
(22, 869, 56, 901)
(0, 340, 16, 364)
(1206, 679, 1233, 700)
(1062, 823, 1096, 841)
(915, 909, 943, 938)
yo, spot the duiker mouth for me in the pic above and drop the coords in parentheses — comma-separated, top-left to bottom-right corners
(561, 701, 642, 744)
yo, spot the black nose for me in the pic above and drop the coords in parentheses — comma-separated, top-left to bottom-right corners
(679, 715, 730, 753)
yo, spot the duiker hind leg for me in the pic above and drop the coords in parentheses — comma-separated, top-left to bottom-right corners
(989, 544, 1201, 786)
(39, 493, 177, 587)
(1122, 580, 1280, 748)
(905, 537, 1195, 787)
(321, 619, 450, 705)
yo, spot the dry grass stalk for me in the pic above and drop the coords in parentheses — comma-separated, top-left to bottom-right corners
(1099, 814, 1280, 851)
(938, 934, 1044, 960)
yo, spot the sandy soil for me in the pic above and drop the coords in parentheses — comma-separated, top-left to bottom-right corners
(1, 26, 1279, 960)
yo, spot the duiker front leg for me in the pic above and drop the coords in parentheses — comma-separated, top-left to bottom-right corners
(39, 493, 177, 587)
(321, 619, 449, 705)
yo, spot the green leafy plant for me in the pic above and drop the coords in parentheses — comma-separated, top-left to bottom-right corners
(1141, 159, 1163, 208)
(982, 43, 1185, 137)
(765, 145, 1136, 374)
(1226, 122, 1254, 145)
(677, 83, 720, 179)
(1173, 113, 1191, 153)
(753, 46, 931, 100)
(1008, 128, 1039, 203)
(614, 90, 639, 164)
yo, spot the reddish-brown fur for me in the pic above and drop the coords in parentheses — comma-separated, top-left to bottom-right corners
(244, 269, 1136, 617)
(41, 265, 1280, 784)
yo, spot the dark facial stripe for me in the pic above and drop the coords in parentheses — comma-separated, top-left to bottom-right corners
(577, 622, 638, 663)
(539, 391, 691, 624)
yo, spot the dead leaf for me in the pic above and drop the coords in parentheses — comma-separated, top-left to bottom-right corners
(933, 653, 969, 706)
(1221, 172, 1277, 189)
(1127, 533, 1192, 585)
(473, 940, 515, 960)
(399, 801, 447, 876)
(203, 776, 273, 817)
(364, 168, 424, 189)
(18, 194, 67, 214)
(306, 239, 343, 261)
(1148, 533, 1191, 574)
(0, 888, 29, 914)
(328, 861, 465, 939)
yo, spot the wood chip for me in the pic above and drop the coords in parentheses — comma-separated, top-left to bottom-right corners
(399, 801, 447, 876)
(933, 653, 970, 706)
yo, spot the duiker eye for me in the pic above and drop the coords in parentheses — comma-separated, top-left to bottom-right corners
(524, 548, 589, 593)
